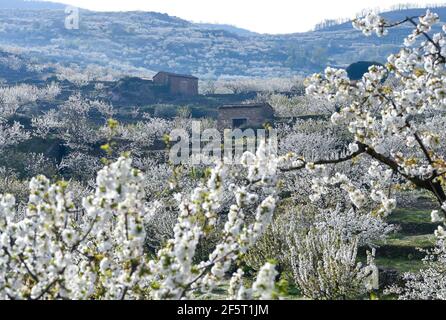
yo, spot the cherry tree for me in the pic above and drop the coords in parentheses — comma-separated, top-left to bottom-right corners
(0, 142, 284, 299)
(31, 94, 172, 183)
(299, 10, 446, 220)
(291, 10, 446, 299)
(0, 83, 60, 150)
(289, 227, 377, 300)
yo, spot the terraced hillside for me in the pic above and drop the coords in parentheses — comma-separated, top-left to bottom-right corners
(1, 1, 446, 78)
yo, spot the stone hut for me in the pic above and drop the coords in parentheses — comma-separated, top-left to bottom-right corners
(153, 71, 198, 96)
(218, 103, 275, 129)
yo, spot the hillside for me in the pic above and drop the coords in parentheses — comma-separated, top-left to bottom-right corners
(0, 1, 445, 78)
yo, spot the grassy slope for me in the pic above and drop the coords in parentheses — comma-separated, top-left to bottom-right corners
(371, 200, 440, 273)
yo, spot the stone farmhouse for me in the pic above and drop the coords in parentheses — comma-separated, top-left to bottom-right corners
(108, 71, 199, 104)
(217, 103, 275, 129)
(153, 71, 199, 96)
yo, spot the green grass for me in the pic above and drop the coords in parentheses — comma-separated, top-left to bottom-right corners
(374, 257, 425, 273)
(369, 202, 438, 274)
(382, 234, 436, 248)
(366, 206, 437, 274)
(388, 208, 433, 224)
(199, 284, 230, 300)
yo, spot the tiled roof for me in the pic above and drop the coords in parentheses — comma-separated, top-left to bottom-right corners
(154, 71, 198, 80)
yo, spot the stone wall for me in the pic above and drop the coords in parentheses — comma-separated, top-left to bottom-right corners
(218, 104, 274, 130)
(168, 76, 198, 96)
(153, 72, 198, 96)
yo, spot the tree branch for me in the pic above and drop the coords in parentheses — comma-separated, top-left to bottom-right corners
(281, 144, 367, 173)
